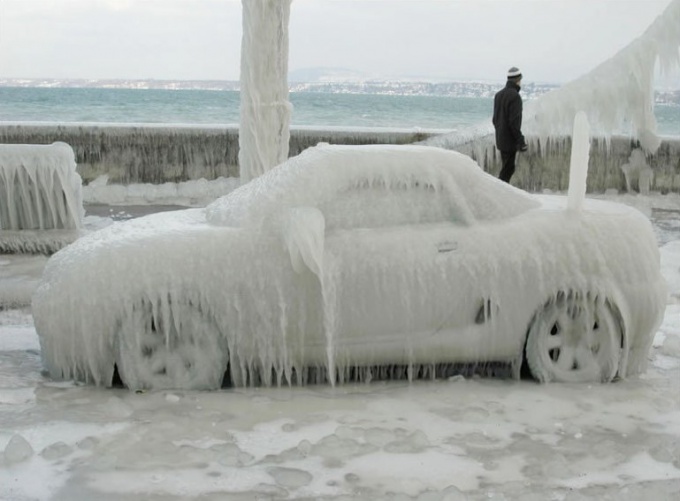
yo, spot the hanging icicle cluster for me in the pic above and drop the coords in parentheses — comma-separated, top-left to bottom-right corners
(0, 142, 84, 231)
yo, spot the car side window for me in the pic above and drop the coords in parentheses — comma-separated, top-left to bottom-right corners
(317, 181, 458, 230)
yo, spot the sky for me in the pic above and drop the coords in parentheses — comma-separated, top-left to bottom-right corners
(0, 0, 676, 85)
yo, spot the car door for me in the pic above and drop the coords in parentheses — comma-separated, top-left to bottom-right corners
(316, 181, 508, 367)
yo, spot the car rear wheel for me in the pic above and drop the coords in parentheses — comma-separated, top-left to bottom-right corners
(115, 297, 228, 391)
(525, 292, 622, 383)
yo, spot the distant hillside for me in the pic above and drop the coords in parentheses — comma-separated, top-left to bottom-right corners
(288, 67, 368, 83)
(0, 77, 562, 100)
(0, 78, 240, 91)
(0, 78, 677, 104)
(287, 80, 558, 100)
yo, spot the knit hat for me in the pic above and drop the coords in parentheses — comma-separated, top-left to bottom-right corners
(507, 67, 522, 80)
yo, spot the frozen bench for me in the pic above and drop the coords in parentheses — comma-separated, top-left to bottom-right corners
(0, 142, 84, 253)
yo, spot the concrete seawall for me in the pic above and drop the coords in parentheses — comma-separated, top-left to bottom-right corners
(455, 134, 680, 193)
(1, 123, 679, 193)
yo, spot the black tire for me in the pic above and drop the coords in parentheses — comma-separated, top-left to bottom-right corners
(115, 297, 227, 390)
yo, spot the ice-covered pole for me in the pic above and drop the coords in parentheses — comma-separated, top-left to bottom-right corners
(567, 111, 590, 213)
(238, 0, 292, 183)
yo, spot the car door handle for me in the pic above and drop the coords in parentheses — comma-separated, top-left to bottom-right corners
(436, 240, 458, 253)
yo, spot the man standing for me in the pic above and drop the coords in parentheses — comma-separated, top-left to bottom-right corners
(493, 67, 528, 183)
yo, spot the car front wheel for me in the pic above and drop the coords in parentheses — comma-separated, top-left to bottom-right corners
(525, 292, 623, 383)
(115, 297, 228, 391)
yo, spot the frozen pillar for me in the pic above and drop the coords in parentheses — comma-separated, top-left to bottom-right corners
(567, 111, 590, 213)
(239, 0, 292, 183)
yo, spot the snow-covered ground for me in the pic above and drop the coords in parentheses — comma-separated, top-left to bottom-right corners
(1, 188, 679, 501)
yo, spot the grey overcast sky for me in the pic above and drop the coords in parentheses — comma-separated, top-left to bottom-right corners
(0, 0, 675, 85)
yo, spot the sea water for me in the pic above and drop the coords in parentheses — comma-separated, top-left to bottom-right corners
(0, 86, 642, 134)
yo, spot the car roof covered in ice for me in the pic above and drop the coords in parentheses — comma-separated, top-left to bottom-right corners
(206, 144, 539, 227)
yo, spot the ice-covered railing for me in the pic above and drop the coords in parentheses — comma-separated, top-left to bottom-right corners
(423, 0, 680, 155)
(0, 142, 84, 253)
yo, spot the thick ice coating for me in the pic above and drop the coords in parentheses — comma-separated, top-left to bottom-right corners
(32, 144, 666, 390)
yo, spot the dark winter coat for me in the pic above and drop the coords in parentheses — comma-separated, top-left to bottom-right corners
(493, 81, 527, 153)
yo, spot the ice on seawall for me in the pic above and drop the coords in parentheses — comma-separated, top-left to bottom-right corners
(0, 124, 435, 186)
(621, 148, 654, 195)
(0, 142, 84, 253)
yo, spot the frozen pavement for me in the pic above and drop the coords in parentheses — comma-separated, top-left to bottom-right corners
(1, 197, 680, 501)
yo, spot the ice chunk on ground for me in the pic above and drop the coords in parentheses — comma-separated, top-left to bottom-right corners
(364, 427, 397, 448)
(213, 442, 254, 467)
(40, 441, 73, 461)
(267, 466, 313, 488)
(3, 433, 34, 464)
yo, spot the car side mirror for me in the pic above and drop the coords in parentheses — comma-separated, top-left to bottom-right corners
(282, 207, 325, 277)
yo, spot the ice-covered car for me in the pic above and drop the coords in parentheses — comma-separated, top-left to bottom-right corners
(32, 144, 666, 390)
